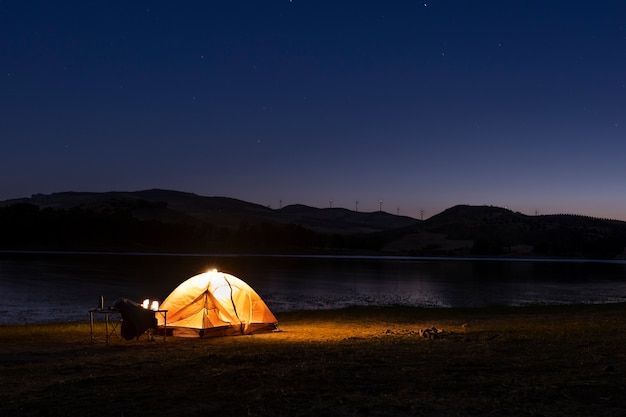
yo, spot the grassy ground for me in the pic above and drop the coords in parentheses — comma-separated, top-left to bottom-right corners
(1, 304, 626, 416)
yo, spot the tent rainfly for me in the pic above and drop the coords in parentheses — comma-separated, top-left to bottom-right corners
(157, 270, 277, 337)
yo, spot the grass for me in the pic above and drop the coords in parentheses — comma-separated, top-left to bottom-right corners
(2, 304, 626, 416)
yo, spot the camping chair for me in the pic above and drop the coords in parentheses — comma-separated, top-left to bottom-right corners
(114, 298, 158, 341)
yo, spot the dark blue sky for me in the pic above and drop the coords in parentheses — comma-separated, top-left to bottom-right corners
(2, 1, 626, 219)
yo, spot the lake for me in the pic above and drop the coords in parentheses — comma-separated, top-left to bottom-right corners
(1, 252, 626, 324)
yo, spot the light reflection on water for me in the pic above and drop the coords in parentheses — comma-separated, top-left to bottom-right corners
(1, 253, 626, 324)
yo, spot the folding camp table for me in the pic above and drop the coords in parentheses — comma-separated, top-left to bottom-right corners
(88, 307, 168, 343)
(88, 307, 121, 345)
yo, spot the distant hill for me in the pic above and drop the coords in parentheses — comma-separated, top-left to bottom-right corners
(0, 189, 419, 234)
(2, 192, 626, 258)
(380, 205, 626, 258)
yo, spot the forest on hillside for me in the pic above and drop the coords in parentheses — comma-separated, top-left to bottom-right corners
(1, 203, 626, 259)
(0, 204, 382, 253)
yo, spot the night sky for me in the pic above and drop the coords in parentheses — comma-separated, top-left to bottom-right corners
(2, 1, 626, 219)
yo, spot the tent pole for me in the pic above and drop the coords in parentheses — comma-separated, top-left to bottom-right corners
(224, 275, 244, 335)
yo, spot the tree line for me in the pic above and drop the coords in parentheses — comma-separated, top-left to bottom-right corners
(0, 204, 383, 253)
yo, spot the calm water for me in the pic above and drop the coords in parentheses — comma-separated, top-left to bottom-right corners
(1, 252, 626, 324)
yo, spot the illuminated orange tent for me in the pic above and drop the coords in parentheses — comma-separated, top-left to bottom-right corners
(157, 270, 277, 337)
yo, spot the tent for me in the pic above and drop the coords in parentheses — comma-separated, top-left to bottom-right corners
(157, 270, 277, 337)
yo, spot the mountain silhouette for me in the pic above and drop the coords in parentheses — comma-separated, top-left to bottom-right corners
(2, 191, 626, 258)
(1, 189, 418, 234)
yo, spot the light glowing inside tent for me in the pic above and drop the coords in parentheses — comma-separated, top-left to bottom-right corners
(156, 271, 278, 337)
(213, 285, 233, 302)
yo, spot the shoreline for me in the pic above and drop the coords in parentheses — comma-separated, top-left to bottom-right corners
(4, 299, 626, 328)
(3, 248, 626, 264)
(3, 301, 626, 328)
